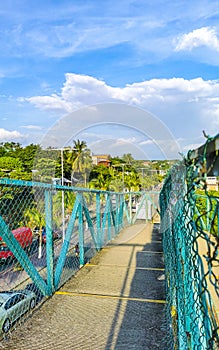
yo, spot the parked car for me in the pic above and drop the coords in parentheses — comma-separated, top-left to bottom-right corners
(0, 227, 33, 262)
(0, 290, 36, 333)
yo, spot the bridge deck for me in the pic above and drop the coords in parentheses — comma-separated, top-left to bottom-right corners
(1, 221, 167, 350)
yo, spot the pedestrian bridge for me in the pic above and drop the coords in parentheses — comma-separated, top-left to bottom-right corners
(0, 134, 218, 349)
(0, 219, 167, 350)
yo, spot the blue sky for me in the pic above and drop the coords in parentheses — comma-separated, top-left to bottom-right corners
(1, 0, 219, 159)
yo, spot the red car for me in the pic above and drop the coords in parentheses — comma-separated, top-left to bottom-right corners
(0, 227, 32, 262)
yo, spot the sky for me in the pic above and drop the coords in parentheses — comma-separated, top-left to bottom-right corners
(1, 0, 219, 159)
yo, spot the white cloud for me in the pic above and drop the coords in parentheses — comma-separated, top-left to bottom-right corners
(25, 73, 219, 116)
(0, 128, 23, 141)
(21, 125, 42, 130)
(175, 27, 219, 52)
(23, 73, 219, 155)
(139, 140, 154, 146)
(26, 94, 74, 113)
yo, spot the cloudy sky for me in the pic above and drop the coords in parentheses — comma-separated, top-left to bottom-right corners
(1, 0, 219, 159)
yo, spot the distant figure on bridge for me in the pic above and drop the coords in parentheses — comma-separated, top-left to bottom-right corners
(74, 243, 79, 257)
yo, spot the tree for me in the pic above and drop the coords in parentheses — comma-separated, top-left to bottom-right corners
(124, 171, 140, 191)
(89, 173, 109, 191)
(108, 178, 124, 192)
(89, 165, 114, 190)
(33, 156, 59, 183)
(18, 144, 40, 172)
(24, 207, 45, 259)
(67, 140, 92, 186)
(0, 156, 23, 177)
(122, 153, 134, 165)
(1, 142, 22, 156)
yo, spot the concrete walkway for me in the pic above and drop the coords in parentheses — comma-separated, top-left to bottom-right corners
(0, 221, 167, 350)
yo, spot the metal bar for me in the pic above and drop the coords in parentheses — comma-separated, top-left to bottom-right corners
(123, 197, 131, 225)
(132, 193, 146, 224)
(115, 194, 119, 234)
(78, 193, 84, 266)
(118, 194, 124, 229)
(96, 193, 101, 250)
(110, 197, 116, 233)
(107, 195, 112, 241)
(54, 195, 80, 289)
(101, 194, 111, 244)
(45, 189, 54, 296)
(82, 197, 98, 249)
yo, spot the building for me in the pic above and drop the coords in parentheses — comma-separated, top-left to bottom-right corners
(206, 177, 218, 191)
(190, 133, 219, 177)
(92, 154, 111, 167)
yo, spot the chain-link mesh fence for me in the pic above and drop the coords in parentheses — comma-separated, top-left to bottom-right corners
(160, 136, 219, 350)
(0, 178, 158, 337)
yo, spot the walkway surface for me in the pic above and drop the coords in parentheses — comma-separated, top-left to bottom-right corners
(0, 220, 167, 350)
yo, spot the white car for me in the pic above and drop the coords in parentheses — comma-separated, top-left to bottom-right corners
(0, 290, 36, 333)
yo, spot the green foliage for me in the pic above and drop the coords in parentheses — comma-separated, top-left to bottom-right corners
(89, 165, 112, 190)
(0, 156, 23, 178)
(121, 153, 134, 165)
(194, 189, 219, 236)
(68, 140, 92, 186)
(17, 144, 40, 172)
(33, 157, 59, 182)
(0, 142, 42, 180)
(124, 171, 140, 191)
(10, 169, 32, 181)
(0, 186, 35, 229)
(24, 207, 45, 231)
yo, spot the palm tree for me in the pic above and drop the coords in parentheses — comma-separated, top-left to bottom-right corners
(67, 140, 92, 186)
(89, 173, 109, 191)
(122, 153, 134, 165)
(24, 207, 45, 259)
(124, 171, 140, 192)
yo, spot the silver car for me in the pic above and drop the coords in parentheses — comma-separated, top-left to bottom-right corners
(0, 290, 36, 333)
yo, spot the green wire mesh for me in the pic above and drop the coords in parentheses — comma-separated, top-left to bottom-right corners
(0, 178, 158, 338)
(160, 135, 219, 350)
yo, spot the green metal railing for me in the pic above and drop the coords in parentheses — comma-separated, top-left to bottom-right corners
(0, 178, 158, 301)
(160, 138, 219, 349)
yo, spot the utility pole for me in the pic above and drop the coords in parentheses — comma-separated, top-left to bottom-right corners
(51, 147, 71, 242)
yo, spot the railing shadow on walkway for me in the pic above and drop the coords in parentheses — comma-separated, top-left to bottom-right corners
(104, 222, 168, 350)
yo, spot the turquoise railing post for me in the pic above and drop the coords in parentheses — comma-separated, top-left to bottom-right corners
(96, 192, 101, 250)
(115, 194, 119, 234)
(54, 195, 80, 289)
(101, 194, 110, 245)
(118, 194, 124, 229)
(82, 197, 98, 250)
(107, 194, 112, 241)
(45, 189, 54, 296)
(78, 193, 84, 266)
